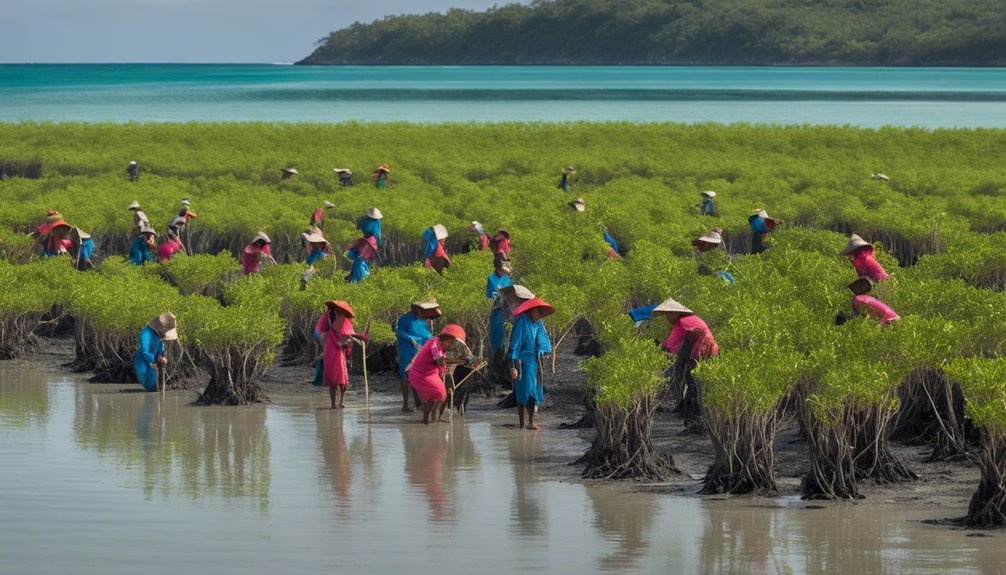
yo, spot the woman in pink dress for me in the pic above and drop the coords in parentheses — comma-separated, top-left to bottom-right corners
(241, 230, 277, 275)
(408, 324, 466, 424)
(315, 300, 356, 409)
(840, 234, 890, 282)
(839, 277, 900, 326)
(157, 230, 184, 262)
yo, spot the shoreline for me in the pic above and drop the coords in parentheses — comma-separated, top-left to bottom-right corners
(15, 336, 981, 524)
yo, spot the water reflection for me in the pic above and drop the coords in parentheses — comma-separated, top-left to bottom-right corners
(587, 487, 657, 574)
(316, 410, 353, 511)
(400, 422, 477, 524)
(700, 503, 781, 574)
(503, 430, 547, 537)
(73, 386, 271, 506)
(0, 367, 52, 429)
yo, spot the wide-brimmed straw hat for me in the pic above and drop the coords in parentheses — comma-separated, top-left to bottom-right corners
(70, 227, 91, 241)
(848, 276, 875, 295)
(148, 312, 178, 341)
(304, 231, 328, 244)
(48, 220, 71, 232)
(432, 224, 449, 240)
(653, 297, 694, 316)
(753, 209, 770, 219)
(255, 230, 271, 244)
(701, 191, 716, 198)
(872, 172, 890, 182)
(502, 284, 535, 301)
(376, 163, 390, 173)
(333, 168, 352, 174)
(569, 198, 585, 212)
(139, 224, 156, 236)
(366, 207, 383, 220)
(513, 297, 555, 319)
(324, 300, 355, 318)
(181, 198, 191, 206)
(129, 160, 137, 165)
(281, 168, 299, 175)
(840, 233, 871, 256)
(439, 324, 466, 343)
(128, 200, 141, 211)
(694, 228, 723, 245)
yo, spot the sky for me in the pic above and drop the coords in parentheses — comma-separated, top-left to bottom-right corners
(0, 0, 527, 63)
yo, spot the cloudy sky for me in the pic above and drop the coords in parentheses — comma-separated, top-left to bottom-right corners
(0, 0, 525, 63)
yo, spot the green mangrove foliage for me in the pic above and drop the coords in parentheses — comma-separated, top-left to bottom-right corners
(696, 347, 805, 495)
(1, 122, 1006, 501)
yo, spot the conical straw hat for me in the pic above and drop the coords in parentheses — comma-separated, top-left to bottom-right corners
(848, 276, 875, 295)
(432, 224, 448, 240)
(701, 191, 716, 198)
(569, 198, 585, 212)
(653, 297, 693, 315)
(128, 200, 141, 210)
(695, 229, 723, 245)
(366, 207, 383, 220)
(324, 300, 355, 318)
(840, 234, 871, 256)
(148, 312, 178, 341)
(323, 200, 336, 209)
(255, 230, 271, 244)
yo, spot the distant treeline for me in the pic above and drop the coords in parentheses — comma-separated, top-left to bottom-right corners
(298, 0, 1006, 66)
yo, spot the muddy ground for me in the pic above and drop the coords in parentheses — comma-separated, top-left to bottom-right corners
(20, 335, 980, 520)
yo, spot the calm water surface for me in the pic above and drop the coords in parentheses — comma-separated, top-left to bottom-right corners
(0, 365, 1002, 574)
(2, 65, 1006, 127)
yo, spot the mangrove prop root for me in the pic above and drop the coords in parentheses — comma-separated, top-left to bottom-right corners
(890, 369, 975, 462)
(700, 402, 789, 496)
(196, 343, 272, 405)
(579, 397, 678, 481)
(963, 430, 1006, 528)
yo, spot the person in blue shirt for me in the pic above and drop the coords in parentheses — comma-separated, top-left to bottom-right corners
(345, 236, 377, 283)
(301, 230, 329, 267)
(396, 300, 441, 412)
(748, 209, 781, 254)
(698, 191, 716, 216)
(557, 166, 575, 193)
(69, 227, 95, 270)
(358, 207, 383, 250)
(133, 312, 177, 392)
(602, 225, 621, 259)
(509, 297, 554, 431)
(486, 265, 513, 351)
(129, 225, 156, 265)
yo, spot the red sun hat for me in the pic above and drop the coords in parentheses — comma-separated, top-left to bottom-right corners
(512, 297, 555, 319)
(439, 324, 466, 343)
(324, 300, 355, 318)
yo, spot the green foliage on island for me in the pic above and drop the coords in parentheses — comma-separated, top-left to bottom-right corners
(300, 0, 1006, 66)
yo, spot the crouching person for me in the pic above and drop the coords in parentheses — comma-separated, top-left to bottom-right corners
(133, 312, 177, 391)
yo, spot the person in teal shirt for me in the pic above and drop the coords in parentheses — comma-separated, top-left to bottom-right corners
(396, 300, 441, 412)
(486, 265, 512, 351)
(508, 297, 554, 431)
(129, 225, 156, 265)
(358, 207, 383, 249)
(133, 312, 177, 391)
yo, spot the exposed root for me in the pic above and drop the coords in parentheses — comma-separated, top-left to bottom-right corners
(579, 397, 678, 481)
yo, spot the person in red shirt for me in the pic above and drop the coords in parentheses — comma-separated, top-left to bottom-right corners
(310, 200, 336, 231)
(656, 296, 718, 434)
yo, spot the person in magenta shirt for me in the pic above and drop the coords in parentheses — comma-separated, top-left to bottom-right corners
(840, 234, 890, 282)
(838, 277, 900, 326)
(409, 324, 467, 425)
(157, 230, 184, 262)
(655, 296, 718, 434)
(240, 231, 277, 275)
(315, 300, 357, 409)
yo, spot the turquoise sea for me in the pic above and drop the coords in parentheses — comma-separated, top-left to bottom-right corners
(2, 64, 1006, 127)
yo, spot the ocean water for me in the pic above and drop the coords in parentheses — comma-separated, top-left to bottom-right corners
(1, 64, 1006, 127)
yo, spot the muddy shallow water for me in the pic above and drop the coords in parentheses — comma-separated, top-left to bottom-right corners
(0, 365, 1002, 575)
